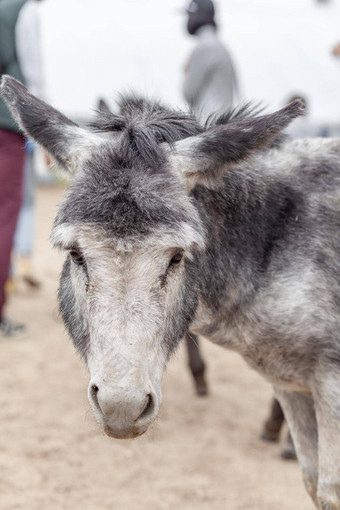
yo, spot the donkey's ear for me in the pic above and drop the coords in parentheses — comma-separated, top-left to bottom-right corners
(167, 100, 304, 189)
(0, 76, 103, 172)
(98, 98, 112, 114)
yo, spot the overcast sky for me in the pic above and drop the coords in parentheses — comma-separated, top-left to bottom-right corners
(40, 0, 340, 123)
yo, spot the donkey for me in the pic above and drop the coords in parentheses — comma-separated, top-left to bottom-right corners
(2, 75, 340, 509)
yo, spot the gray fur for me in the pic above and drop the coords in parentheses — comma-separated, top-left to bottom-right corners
(2, 75, 340, 508)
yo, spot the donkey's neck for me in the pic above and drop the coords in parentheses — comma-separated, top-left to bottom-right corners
(192, 165, 298, 316)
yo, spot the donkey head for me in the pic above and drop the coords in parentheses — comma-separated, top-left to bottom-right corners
(0, 76, 303, 439)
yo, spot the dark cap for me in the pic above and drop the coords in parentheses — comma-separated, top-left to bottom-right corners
(187, 0, 215, 16)
(186, 0, 216, 35)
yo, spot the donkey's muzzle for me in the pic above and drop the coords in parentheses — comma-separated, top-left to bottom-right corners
(88, 381, 158, 439)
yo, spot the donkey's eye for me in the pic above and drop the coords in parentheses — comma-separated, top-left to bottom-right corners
(169, 252, 183, 267)
(69, 250, 84, 265)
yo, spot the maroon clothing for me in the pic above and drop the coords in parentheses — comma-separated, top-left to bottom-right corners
(0, 128, 25, 318)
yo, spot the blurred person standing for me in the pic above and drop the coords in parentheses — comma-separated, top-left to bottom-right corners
(12, 0, 45, 289)
(0, 0, 27, 337)
(183, 0, 239, 123)
(332, 43, 340, 56)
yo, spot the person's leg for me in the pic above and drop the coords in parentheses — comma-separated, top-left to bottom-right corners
(13, 151, 40, 288)
(0, 129, 25, 323)
(14, 151, 35, 257)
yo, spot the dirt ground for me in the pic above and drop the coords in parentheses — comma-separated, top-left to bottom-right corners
(0, 187, 314, 510)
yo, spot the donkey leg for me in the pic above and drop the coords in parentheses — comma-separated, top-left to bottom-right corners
(274, 388, 319, 507)
(280, 430, 297, 461)
(261, 397, 285, 442)
(312, 370, 340, 510)
(185, 333, 208, 396)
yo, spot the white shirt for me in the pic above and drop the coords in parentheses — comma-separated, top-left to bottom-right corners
(15, 0, 45, 98)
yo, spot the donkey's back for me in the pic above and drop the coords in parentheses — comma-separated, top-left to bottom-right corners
(207, 137, 340, 389)
(261, 137, 340, 337)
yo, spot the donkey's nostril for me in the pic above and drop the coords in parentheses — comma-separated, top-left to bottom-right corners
(90, 384, 100, 408)
(137, 393, 154, 421)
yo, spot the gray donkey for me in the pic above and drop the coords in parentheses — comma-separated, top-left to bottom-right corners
(2, 75, 340, 509)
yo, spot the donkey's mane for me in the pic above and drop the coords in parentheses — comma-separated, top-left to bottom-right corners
(89, 95, 259, 169)
(206, 103, 263, 127)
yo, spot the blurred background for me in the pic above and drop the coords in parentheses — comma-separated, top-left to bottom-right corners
(40, 0, 340, 126)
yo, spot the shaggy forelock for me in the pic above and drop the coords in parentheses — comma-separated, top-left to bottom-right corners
(90, 95, 204, 169)
(53, 148, 204, 247)
(53, 96, 215, 243)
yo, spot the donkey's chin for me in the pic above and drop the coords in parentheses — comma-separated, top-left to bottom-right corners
(98, 410, 157, 440)
(103, 423, 150, 440)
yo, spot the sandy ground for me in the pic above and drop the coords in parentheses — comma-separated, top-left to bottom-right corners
(0, 187, 314, 510)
